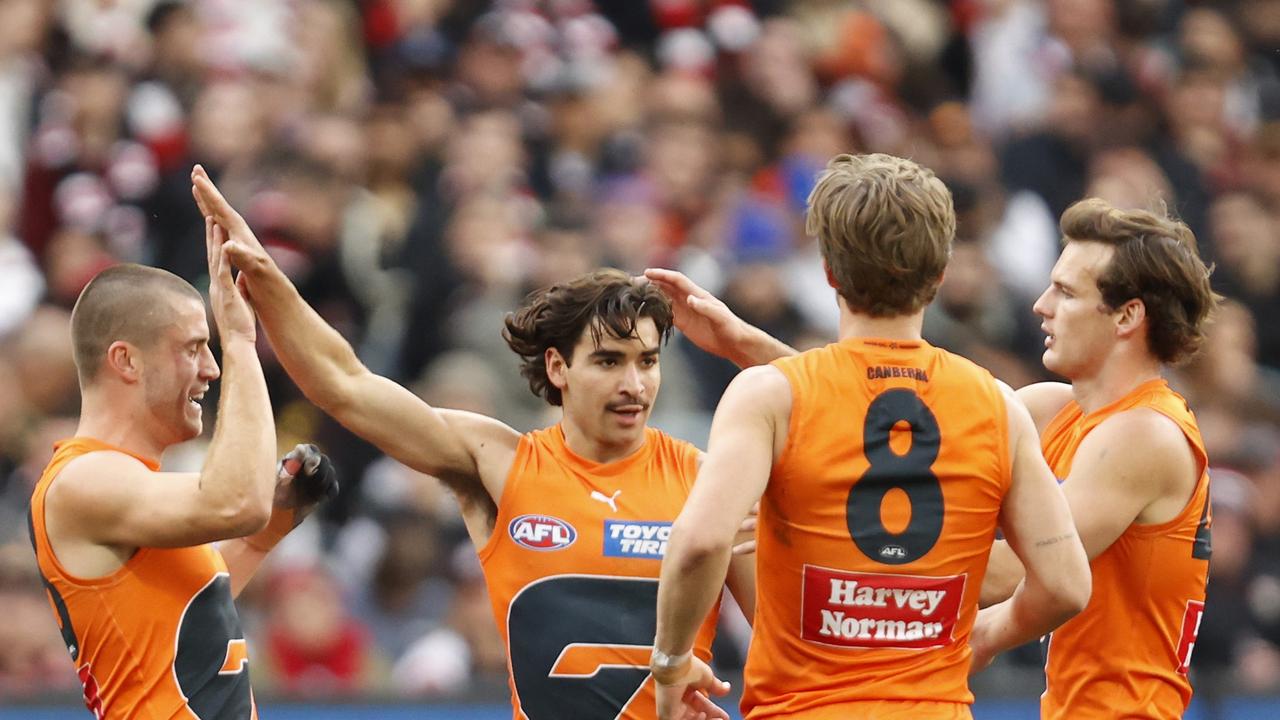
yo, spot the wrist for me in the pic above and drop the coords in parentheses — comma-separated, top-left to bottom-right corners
(649, 647, 693, 685)
(243, 507, 295, 551)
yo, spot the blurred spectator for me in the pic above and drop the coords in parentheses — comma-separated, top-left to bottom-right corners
(263, 565, 381, 697)
(5, 0, 1280, 703)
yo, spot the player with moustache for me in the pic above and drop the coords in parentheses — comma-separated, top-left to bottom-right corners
(189, 166, 771, 720)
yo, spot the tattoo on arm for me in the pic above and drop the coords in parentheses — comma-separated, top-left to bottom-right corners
(1034, 533, 1077, 548)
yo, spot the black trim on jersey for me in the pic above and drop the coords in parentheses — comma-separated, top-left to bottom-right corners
(28, 508, 80, 662)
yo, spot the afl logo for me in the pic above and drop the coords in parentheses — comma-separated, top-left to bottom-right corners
(509, 514, 577, 551)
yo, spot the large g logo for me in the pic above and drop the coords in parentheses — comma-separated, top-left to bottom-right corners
(175, 573, 253, 719)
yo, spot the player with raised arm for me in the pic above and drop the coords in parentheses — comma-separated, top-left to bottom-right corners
(649, 153, 1091, 720)
(27, 167, 337, 719)
(191, 166, 757, 720)
(978, 198, 1219, 718)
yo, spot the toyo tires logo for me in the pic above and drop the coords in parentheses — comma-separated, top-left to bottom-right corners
(509, 514, 578, 551)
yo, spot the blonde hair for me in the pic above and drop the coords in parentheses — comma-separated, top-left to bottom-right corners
(806, 153, 955, 317)
(1060, 198, 1221, 365)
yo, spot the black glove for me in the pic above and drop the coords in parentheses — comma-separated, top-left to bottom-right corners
(275, 443, 339, 525)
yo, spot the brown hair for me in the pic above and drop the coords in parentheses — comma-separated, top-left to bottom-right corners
(71, 264, 204, 385)
(1060, 198, 1221, 365)
(503, 269, 673, 406)
(805, 153, 955, 317)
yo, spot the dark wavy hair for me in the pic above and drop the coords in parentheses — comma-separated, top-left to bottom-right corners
(502, 269, 674, 406)
(1060, 198, 1221, 366)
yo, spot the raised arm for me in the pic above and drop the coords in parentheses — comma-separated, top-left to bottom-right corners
(47, 210, 278, 550)
(191, 166, 517, 500)
(969, 386, 1091, 672)
(643, 268, 797, 367)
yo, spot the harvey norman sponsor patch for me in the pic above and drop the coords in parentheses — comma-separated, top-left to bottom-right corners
(603, 521, 671, 558)
(509, 514, 577, 551)
(801, 565, 965, 650)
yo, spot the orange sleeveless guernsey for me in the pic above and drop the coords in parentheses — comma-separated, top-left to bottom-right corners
(477, 424, 720, 720)
(28, 438, 256, 720)
(744, 338, 1011, 719)
(1040, 378, 1211, 719)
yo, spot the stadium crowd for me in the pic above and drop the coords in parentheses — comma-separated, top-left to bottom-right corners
(1, 0, 1279, 703)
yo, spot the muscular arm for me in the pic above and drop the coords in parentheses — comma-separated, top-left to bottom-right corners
(655, 366, 788, 659)
(970, 387, 1091, 665)
(194, 168, 517, 502)
(982, 407, 1197, 606)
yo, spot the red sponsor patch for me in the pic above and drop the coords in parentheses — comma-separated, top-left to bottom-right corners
(1176, 599, 1205, 675)
(78, 664, 105, 719)
(801, 565, 966, 650)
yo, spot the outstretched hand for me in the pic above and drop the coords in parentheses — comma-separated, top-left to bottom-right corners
(190, 165, 277, 297)
(203, 210, 256, 343)
(643, 268, 746, 362)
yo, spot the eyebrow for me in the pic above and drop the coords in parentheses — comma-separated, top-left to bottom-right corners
(588, 346, 661, 359)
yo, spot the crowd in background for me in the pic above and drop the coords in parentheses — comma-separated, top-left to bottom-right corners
(1, 0, 1279, 702)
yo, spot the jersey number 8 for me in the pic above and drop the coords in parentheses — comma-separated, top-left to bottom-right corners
(847, 389, 944, 565)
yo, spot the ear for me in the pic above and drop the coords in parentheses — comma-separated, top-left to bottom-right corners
(1114, 298, 1147, 340)
(105, 341, 142, 383)
(822, 259, 839, 290)
(545, 347, 569, 394)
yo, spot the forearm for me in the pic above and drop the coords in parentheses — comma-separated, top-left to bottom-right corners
(202, 339, 276, 521)
(245, 265, 365, 410)
(218, 538, 271, 597)
(726, 324, 797, 368)
(982, 577, 1078, 654)
(980, 540, 1025, 607)
(654, 530, 733, 661)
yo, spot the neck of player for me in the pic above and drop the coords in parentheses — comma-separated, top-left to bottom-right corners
(560, 416, 647, 465)
(77, 390, 170, 461)
(1070, 348, 1163, 415)
(837, 300, 926, 343)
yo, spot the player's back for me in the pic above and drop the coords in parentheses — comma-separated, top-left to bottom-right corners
(477, 425, 720, 720)
(1040, 379, 1210, 719)
(744, 338, 1010, 719)
(29, 438, 256, 720)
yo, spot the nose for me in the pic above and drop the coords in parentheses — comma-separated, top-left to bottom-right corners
(1033, 287, 1052, 319)
(619, 362, 644, 397)
(201, 346, 221, 381)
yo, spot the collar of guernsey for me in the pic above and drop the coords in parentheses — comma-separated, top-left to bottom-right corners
(544, 423, 659, 477)
(1044, 377, 1172, 440)
(52, 437, 162, 471)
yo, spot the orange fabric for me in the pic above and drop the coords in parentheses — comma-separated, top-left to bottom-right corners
(743, 338, 1010, 719)
(477, 425, 720, 720)
(1040, 379, 1211, 719)
(29, 437, 257, 720)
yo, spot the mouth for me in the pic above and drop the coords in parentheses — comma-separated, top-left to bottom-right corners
(188, 389, 207, 409)
(1041, 325, 1055, 349)
(607, 403, 648, 424)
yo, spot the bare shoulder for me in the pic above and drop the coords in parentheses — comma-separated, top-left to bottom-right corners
(1015, 382, 1074, 434)
(1075, 407, 1195, 495)
(726, 364, 792, 409)
(437, 408, 522, 497)
(1087, 407, 1190, 462)
(46, 450, 155, 513)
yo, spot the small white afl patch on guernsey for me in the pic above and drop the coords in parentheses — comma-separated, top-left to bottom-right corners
(509, 514, 578, 551)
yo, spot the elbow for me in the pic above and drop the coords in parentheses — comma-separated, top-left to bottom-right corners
(219, 495, 273, 537)
(667, 521, 733, 574)
(1043, 569, 1092, 624)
